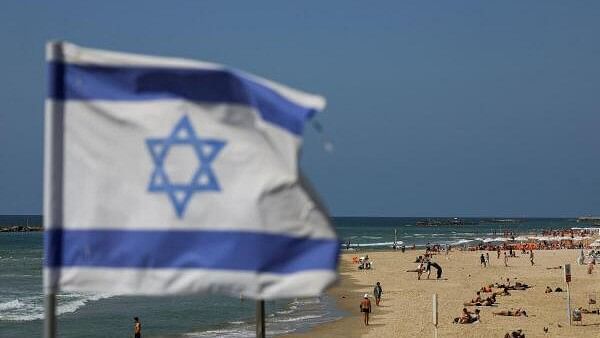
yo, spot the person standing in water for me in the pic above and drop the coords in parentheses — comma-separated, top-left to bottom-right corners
(133, 317, 142, 338)
(373, 282, 383, 306)
(360, 294, 372, 325)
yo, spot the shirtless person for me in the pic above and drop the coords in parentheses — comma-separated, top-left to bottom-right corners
(529, 250, 535, 266)
(359, 294, 372, 325)
(493, 308, 527, 317)
(133, 317, 142, 338)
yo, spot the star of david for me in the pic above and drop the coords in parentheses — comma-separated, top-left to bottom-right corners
(146, 115, 226, 218)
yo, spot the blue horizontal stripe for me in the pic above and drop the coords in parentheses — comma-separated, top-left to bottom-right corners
(47, 62, 318, 135)
(44, 229, 339, 274)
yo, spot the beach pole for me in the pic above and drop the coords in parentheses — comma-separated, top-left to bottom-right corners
(563, 264, 572, 325)
(432, 293, 438, 338)
(256, 300, 266, 338)
(567, 282, 572, 325)
(44, 292, 57, 338)
(44, 42, 65, 338)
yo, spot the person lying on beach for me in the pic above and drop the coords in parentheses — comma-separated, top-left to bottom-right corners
(465, 295, 496, 306)
(496, 281, 531, 290)
(453, 308, 480, 324)
(495, 278, 511, 289)
(493, 308, 528, 317)
(480, 285, 493, 293)
(509, 282, 531, 290)
(546, 266, 562, 270)
(493, 287, 511, 297)
(503, 329, 525, 338)
(545, 286, 553, 293)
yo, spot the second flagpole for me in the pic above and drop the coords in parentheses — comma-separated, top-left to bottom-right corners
(256, 300, 266, 338)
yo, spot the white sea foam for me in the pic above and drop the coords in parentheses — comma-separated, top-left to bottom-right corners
(0, 299, 25, 311)
(184, 328, 292, 338)
(0, 293, 112, 321)
(271, 314, 323, 323)
(291, 297, 321, 305)
(276, 309, 295, 315)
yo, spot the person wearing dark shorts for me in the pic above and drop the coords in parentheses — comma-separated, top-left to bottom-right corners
(359, 294, 372, 325)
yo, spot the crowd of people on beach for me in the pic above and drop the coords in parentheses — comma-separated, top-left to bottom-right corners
(349, 227, 600, 335)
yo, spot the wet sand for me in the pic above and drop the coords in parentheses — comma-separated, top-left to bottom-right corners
(287, 249, 600, 338)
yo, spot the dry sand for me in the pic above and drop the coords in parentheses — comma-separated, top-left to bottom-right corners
(287, 249, 600, 338)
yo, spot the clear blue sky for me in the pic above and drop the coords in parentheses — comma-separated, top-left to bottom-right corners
(1, 1, 599, 217)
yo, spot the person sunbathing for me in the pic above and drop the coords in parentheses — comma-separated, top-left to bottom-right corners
(454, 308, 480, 324)
(545, 286, 553, 293)
(504, 329, 525, 338)
(480, 285, 493, 293)
(493, 308, 527, 317)
(504, 282, 531, 291)
(464, 295, 496, 306)
(471, 291, 483, 303)
(493, 287, 511, 297)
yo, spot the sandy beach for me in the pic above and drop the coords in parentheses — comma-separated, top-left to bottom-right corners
(287, 249, 600, 338)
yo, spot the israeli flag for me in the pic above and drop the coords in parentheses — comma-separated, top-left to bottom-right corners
(44, 42, 338, 299)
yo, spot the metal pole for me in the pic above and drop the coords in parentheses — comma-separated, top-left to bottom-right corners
(44, 41, 66, 338)
(256, 300, 265, 338)
(44, 292, 57, 338)
(432, 294, 438, 338)
(567, 282, 572, 326)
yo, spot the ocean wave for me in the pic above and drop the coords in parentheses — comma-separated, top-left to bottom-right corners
(184, 328, 291, 338)
(349, 241, 404, 247)
(291, 298, 321, 305)
(272, 314, 323, 323)
(0, 299, 25, 311)
(276, 309, 295, 315)
(0, 293, 112, 321)
(360, 236, 383, 239)
(228, 321, 245, 325)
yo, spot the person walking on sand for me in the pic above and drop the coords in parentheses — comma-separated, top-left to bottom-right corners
(374, 282, 383, 306)
(497, 248, 501, 259)
(360, 294, 372, 325)
(503, 252, 508, 267)
(529, 250, 535, 266)
(485, 252, 490, 266)
(133, 317, 142, 338)
(480, 253, 486, 267)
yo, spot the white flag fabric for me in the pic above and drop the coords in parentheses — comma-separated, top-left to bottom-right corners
(44, 42, 338, 299)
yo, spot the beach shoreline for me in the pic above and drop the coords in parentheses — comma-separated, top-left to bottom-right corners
(286, 248, 600, 338)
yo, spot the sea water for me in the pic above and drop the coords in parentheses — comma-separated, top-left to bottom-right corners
(0, 216, 592, 337)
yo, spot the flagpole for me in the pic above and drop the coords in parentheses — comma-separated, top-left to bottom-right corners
(256, 300, 266, 338)
(44, 292, 57, 338)
(44, 41, 64, 338)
